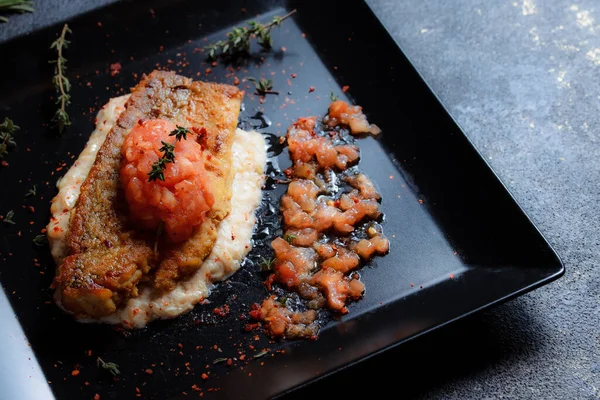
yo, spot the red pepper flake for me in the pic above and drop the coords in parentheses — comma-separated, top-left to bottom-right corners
(301, 33, 306, 38)
(281, 46, 287, 52)
(248, 373, 252, 377)
(418, 199, 424, 204)
(213, 304, 230, 317)
(94, 395, 100, 400)
(342, 85, 350, 92)
(97, 22, 102, 27)
(205, 68, 212, 75)
(149, 8, 155, 18)
(449, 274, 455, 279)
(410, 283, 414, 287)
(177, 343, 183, 349)
(201, 373, 209, 380)
(233, 77, 240, 85)
(1, 160, 8, 167)
(308, 86, 315, 93)
(291, 73, 297, 78)
(71, 369, 80, 376)
(239, 355, 246, 361)
(110, 63, 122, 77)
(191, 384, 201, 392)
(84, 382, 89, 386)
(145, 368, 153, 375)
(28, 206, 35, 213)
(226, 359, 232, 367)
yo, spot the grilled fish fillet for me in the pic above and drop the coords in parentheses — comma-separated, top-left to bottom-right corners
(53, 71, 242, 318)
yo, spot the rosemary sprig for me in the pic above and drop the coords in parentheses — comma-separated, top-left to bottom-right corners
(50, 24, 71, 134)
(2, 210, 15, 225)
(212, 357, 228, 365)
(0, 0, 34, 23)
(148, 126, 191, 182)
(204, 9, 297, 59)
(330, 91, 339, 102)
(259, 257, 275, 272)
(97, 357, 120, 377)
(248, 77, 278, 96)
(0, 117, 18, 159)
(283, 232, 297, 244)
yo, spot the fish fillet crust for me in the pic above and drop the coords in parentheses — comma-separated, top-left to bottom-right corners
(53, 70, 243, 318)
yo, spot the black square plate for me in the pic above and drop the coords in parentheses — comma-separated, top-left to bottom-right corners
(0, 0, 563, 398)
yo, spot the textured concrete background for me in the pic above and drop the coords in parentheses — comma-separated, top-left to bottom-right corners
(1, 0, 599, 399)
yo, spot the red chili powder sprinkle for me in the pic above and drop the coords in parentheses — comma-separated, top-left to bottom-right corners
(94, 394, 100, 400)
(201, 373, 209, 380)
(342, 85, 350, 92)
(308, 86, 315, 93)
(71, 369, 80, 376)
(449, 274, 455, 279)
(145, 369, 153, 375)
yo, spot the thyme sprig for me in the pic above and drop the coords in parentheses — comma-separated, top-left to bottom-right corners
(0, 0, 34, 23)
(2, 210, 15, 225)
(204, 9, 297, 59)
(97, 357, 120, 376)
(283, 232, 297, 244)
(330, 91, 339, 102)
(259, 257, 275, 272)
(50, 24, 71, 134)
(0, 117, 18, 159)
(248, 77, 278, 96)
(148, 126, 191, 182)
(25, 184, 36, 197)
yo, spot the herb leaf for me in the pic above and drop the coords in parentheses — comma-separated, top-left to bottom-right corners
(97, 357, 120, 376)
(50, 24, 72, 134)
(25, 184, 36, 197)
(283, 232, 297, 244)
(33, 234, 48, 246)
(2, 210, 15, 225)
(203, 9, 296, 60)
(248, 77, 277, 96)
(253, 350, 268, 359)
(330, 92, 339, 102)
(148, 126, 193, 182)
(0, 117, 19, 159)
(168, 126, 190, 142)
(0, 1, 34, 23)
(259, 257, 275, 272)
(212, 357, 228, 365)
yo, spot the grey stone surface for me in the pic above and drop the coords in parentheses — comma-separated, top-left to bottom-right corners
(361, 0, 599, 398)
(1, 0, 598, 399)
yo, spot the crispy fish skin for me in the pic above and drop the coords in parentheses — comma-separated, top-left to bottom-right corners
(54, 71, 242, 318)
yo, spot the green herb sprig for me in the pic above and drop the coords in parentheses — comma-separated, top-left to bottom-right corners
(33, 234, 48, 246)
(25, 185, 36, 197)
(147, 126, 191, 182)
(248, 77, 278, 96)
(283, 232, 297, 244)
(0, 117, 18, 159)
(204, 9, 296, 59)
(50, 24, 71, 134)
(2, 210, 15, 225)
(97, 357, 120, 377)
(0, 0, 34, 23)
(330, 91, 339, 102)
(259, 257, 275, 272)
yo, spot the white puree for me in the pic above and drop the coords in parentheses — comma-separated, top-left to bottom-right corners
(47, 95, 267, 328)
